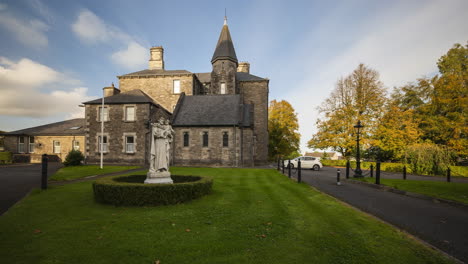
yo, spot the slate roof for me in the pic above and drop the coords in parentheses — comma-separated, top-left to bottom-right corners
(172, 94, 251, 127)
(83, 89, 156, 105)
(194, 72, 267, 83)
(211, 24, 238, 64)
(118, 69, 192, 78)
(3, 119, 85, 136)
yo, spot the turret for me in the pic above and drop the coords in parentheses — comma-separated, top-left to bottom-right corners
(149, 46, 164, 70)
(210, 16, 237, 95)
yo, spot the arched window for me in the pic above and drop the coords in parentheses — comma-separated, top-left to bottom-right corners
(202, 132, 208, 147)
(222, 132, 229, 147)
(183, 132, 189, 147)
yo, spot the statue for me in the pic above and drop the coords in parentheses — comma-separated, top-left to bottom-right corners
(145, 118, 174, 184)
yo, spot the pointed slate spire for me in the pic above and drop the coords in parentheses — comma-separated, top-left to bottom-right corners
(211, 17, 238, 65)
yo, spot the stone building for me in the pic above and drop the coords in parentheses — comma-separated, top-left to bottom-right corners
(1, 119, 85, 163)
(82, 88, 171, 165)
(104, 17, 269, 166)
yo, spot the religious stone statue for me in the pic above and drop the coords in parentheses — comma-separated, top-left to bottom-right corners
(145, 118, 174, 184)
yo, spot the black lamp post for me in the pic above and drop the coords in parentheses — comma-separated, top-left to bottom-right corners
(354, 120, 364, 178)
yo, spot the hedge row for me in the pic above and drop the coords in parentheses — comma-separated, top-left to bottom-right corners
(93, 174, 213, 206)
(321, 160, 468, 177)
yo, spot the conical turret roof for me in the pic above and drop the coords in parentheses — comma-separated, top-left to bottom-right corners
(211, 18, 238, 64)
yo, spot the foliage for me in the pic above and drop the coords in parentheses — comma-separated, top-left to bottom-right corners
(358, 178, 468, 205)
(308, 64, 387, 157)
(268, 100, 300, 160)
(63, 150, 85, 166)
(0, 151, 12, 164)
(321, 151, 330, 160)
(0, 167, 454, 264)
(49, 165, 141, 181)
(363, 146, 394, 162)
(405, 143, 456, 176)
(12, 154, 30, 163)
(93, 174, 213, 206)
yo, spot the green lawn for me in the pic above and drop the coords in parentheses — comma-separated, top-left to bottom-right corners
(358, 178, 468, 205)
(49, 165, 141, 181)
(0, 168, 453, 264)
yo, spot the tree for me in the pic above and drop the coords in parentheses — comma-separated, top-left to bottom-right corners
(308, 64, 387, 157)
(268, 100, 300, 160)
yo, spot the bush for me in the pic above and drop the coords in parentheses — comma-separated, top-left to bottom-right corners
(405, 143, 455, 176)
(93, 174, 213, 206)
(0, 151, 12, 164)
(12, 154, 30, 163)
(63, 150, 84, 166)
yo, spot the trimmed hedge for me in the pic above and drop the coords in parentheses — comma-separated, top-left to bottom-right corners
(0, 151, 12, 164)
(93, 174, 213, 206)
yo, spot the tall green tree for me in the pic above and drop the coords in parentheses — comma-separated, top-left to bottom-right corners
(308, 64, 387, 157)
(268, 100, 300, 160)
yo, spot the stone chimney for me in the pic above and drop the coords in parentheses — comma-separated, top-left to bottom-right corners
(149, 46, 164, 70)
(103, 83, 120, 97)
(237, 62, 250, 73)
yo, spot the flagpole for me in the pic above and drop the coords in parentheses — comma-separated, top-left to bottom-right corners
(100, 87, 104, 169)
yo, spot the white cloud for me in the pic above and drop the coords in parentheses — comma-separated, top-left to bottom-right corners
(0, 57, 94, 117)
(111, 41, 147, 69)
(0, 11, 49, 48)
(71, 9, 146, 70)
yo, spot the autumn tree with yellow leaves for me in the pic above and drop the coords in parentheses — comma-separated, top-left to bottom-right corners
(268, 100, 300, 160)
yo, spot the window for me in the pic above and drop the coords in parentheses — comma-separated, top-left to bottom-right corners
(99, 107, 109, 121)
(53, 141, 61, 154)
(125, 106, 135, 121)
(73, 140, 80, 151)
(173, 80, 180, 94)
(183, 132, 189, 147)
(202, 132, 208, 147)
(125, 136, 135, 153)
(29, 137, 35, 153)
(222, 132, 229, 147)
(98, 136, 108, 153)
(220, 82, 226, 94)
(18, 136, 25, 153)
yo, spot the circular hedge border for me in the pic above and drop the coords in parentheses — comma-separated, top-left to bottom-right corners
(93, 175, 213, 206)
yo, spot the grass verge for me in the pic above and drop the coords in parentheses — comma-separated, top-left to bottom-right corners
(357, 177, 468, 205)
(49, 165, 141, 181)
(0, 167, 455, 264)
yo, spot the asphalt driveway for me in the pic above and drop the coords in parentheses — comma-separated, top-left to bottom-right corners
(0, 163, 63, 215)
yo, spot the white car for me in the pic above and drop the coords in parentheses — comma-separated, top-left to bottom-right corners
(283, 156, 323, 170)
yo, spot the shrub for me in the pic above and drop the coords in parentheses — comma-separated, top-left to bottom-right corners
(12, 154, 30, 163)
(405, 143, 455, 176)
(63, 150, 84, 166)
(93, 174, 213, 206)
(0, 151, 12, 164)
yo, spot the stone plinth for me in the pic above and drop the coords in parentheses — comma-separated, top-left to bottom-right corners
(145, 170, 173, 184)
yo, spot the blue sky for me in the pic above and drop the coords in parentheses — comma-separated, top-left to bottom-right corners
(0, 0, 467, 152)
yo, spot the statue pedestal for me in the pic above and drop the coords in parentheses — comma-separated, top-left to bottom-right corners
(145, 170, 173, 184)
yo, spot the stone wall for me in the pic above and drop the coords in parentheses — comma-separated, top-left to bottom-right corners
(239, 80, 269, 164)
(85, 103, 170, 165)
(210, 60, 237, 95)
(2, 135, 85, 163)
(118, 74, 194, 112)
(173, 126, 243, 167)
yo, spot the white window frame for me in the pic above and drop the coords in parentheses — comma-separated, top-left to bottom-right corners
(29, 136, 35, 153)
(220, 82, 226, 94)
(53, 141, 61, 154)
(18, 136, 25, 153)
(98, 135, 108, 153)
(125, 106, 135, 121)
(173, 80, 181, 94)
(73, 140, 80, 151)
(98, 106, 109, 121)
(125, 136, 135, 153)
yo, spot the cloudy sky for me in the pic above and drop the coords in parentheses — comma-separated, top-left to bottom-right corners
(0, 0, 467, 152)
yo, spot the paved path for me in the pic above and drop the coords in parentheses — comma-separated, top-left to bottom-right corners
(283, 166, 468, 263)
(0, 163, 63, 216)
